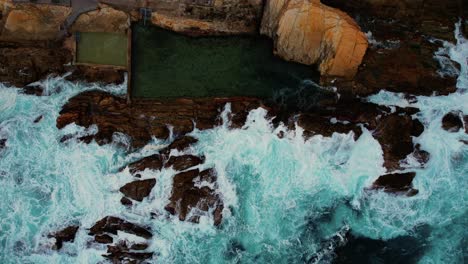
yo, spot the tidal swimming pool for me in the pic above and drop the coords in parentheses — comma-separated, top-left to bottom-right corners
(130, 24, 319, 99)
(76, 32, 128, 67)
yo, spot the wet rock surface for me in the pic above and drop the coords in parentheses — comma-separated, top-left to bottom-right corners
(442, 111, 464, 132)
(321, 0, 465, 96)
(48, 225, 79, 250)
(165, 155, 204, 171)
(57, 90, 264, 148)
(0, 44, 72, 87)
(165, 168, 223, 226)
(119, 179, 156, 202)
(373, 114, 424, 170)
(89, 216, 152, 239)
(104, 241, 153, 263)
(160, 136, 198, 156)
(127, 154, 163, 175)
(0, 138, 6, 150)
(371, 172, 418, 196)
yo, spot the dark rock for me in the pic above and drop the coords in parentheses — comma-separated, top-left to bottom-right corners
(442, 111, 463, 132)
(0, 45, 72, 87)
(119, 179, 156, 202)
(297, 113, 362, 140)
(371, 172, 418, 196)
(66, 66, 125, 85)
(130, 243, 149, 251)
(465, 116, 468, 134)
(23, 85, 45, 96)
(321, 0, 464, 97)
(373, 114, 422, 170)
(57, 91, 262, 148)
(412, 144, 430, 167)
(33, 115, 43, 123)
(89, 216, 152, 239)
(104, 242, 153, 263)
(95, 234, 113, 244)
(165, 169, 223, 226)
(48, 225, 79, 250)
(59, 134, 74, 143)
(120, 197, 133, 207)
(165, 155, 204, 171)
(161, 136, 198, 155)
(0, 138, 6, 149)
(127, 154, 163, 175)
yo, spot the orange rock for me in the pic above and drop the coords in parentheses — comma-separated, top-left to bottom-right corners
(261, 0, 368, 79)
(70, 4, 129, 33)
(1, 3, 70, 41)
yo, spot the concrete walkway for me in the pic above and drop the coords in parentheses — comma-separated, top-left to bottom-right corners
(57, 0, 99, 39)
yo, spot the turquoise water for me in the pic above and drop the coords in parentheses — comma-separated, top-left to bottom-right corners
(0, 24, 467, 263)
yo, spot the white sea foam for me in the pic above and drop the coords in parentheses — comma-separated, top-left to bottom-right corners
(0, 23, 466, 263)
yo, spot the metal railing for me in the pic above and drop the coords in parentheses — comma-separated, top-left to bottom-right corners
(12, 0, 71, 6)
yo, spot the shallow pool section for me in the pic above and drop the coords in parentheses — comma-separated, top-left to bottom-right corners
(76, 32, 128, 67)
(131, 24, 318, 98)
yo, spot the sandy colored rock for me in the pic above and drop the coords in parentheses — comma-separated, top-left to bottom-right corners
(1, 3, 70, 41)
(149, 0, 262, 36)
(71, 5, 129, 33)
(261, 0, 368, 78)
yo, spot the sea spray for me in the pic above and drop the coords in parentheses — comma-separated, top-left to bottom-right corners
(0, 24, 466, 264)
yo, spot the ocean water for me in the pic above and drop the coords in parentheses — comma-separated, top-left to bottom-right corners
(0, 25, 467, 263)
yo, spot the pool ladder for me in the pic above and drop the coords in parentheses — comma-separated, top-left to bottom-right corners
(140, 8, 152, 26)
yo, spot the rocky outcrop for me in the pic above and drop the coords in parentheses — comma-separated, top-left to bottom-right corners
(126, 154, 164, 176)
(261, 0, 368, 79)
(0, 2, 71, 41)
(149, 0, 263, 36)
(70, 4, 129, 33)
(322, 0, 466, 41)
(165, 155, 204, 171)
(165, 168, 224, 226)
(119, 179, 156, 202)
(48, 225, 79, 250)
(57, 90, 264, 148)
(104, 241, 153, 263)
(0, 44, 72, 87)
(442, 111, 464, 132)
(89, 216, 152, 239)
(322, 0, 464, 96)
(371, 172, 418, 196)
(373, 114, 424, 170)
(89, 217, 153, 263)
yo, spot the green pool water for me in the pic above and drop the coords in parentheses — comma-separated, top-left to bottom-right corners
(76, 32, 127, 67)
(131, 24, 319, 99)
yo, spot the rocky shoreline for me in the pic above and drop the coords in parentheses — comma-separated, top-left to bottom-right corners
(1, 0, 467, 262)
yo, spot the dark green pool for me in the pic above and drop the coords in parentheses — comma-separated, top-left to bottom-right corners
(131, 24, 319, 99)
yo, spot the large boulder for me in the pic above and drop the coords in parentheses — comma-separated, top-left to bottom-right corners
(48, 225, 79, 250)
(371, 172, 418, 196)
(442, 112, 463, 132)
(0, 3, 71, 41)
(119, 179, 156, 202)
(165, 155, 204, 171)
(261, 0, 368, 79)
(70, 5, 129, 33)
(165, 169, 224, 226)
